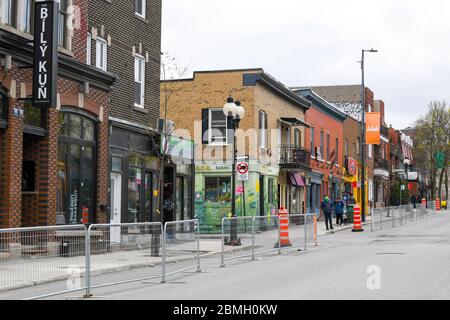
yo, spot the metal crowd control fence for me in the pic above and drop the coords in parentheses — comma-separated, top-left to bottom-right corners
(252, 215, 281, 259)
(0, 225, 87, 300)
(84, 222, 163, 297)
(220, 216, 255, 267)
(286, 214, 315, 251)
(162, 219, 200, 283)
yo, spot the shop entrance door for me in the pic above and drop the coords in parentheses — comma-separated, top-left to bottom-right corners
(110, 173, 122, 243)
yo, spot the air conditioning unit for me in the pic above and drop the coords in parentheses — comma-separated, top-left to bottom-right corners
(157, 118, 174, 135)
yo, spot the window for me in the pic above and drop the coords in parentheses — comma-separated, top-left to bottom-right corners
(22, 161, 35, 192)
(96, 37, 107, 71)
(357, 137, 361, 156)
(135, 0, 146, 18)
(0, 90, 7, 122)
(86, 33, 91, 65)
(209, 109, 227, 145)
(320, 131, 324, 160)
(335, 138, 339, 164)
(368, 144, 373, 159)
(0, 0, 13, 25)
(24, 100, 46, 128)
(259, 110, 267, 148)
(326, 134, 330, 161)
(205, 176, 231, 202)
(345, 139, 349, 157)
(57, 112, 97, 225)
(294, 128, 301, 147)
(58, 0, 68, 48)
(19, 0, 32, 33)
(310, 127, 314, 156)
(134, 55, 145, 107)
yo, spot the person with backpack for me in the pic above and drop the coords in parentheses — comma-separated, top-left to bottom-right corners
(321, 195, 334, 231)
(334, 197, 345, 226)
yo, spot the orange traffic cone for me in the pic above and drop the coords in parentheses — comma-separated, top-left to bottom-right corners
(275, 207, 292, 248)
(352, 205, 364, 232)
(436, 198, 441, 211)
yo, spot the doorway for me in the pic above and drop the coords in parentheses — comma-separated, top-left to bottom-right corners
(110, 173, 122, 243)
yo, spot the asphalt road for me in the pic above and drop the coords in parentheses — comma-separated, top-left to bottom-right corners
(51, 211, 450, 300)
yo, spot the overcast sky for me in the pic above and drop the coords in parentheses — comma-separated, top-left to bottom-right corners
(162, 0, 450, 129)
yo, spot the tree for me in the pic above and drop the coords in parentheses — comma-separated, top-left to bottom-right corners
(414, 101, 450, 200)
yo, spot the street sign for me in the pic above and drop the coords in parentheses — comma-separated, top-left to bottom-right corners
(237, 162, 249, 181)
(401, 184, 405, 191)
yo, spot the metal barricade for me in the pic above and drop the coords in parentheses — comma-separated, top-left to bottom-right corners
(85, 222, 163, 297)
(304, 214, 317, 248)
(285, 214, 306, 251)
(0, 225, 87, 300)
(371, 208, 383, 232)
(252, 215, 281, 258)
(162, 219, 200, 283)
(220, 216, 255, 267)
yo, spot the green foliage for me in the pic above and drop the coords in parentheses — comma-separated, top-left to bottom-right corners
(390, 181, 410, 206)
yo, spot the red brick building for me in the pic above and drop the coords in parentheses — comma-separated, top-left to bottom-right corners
(0, 0, 116, 228)
(295, 88, 347, 214)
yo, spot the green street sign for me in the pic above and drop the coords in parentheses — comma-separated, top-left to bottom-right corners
(436, 151, 445, 169)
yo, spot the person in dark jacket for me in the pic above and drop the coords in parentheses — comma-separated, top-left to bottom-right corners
(411, 195, 417, 208)
(321, 195, 333, 231)
(334, 198, 345, 226)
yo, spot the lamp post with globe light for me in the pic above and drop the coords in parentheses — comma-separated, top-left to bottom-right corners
(223, 96, 245, 246)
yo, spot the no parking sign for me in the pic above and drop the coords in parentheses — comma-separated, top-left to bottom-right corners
(237, 162, 249, 181)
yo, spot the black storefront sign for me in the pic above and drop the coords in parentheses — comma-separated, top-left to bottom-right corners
(32, 1, 58, 108)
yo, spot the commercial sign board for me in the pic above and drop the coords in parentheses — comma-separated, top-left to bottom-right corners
(33, 1, 58, 108)
(347, 157, 358, 176)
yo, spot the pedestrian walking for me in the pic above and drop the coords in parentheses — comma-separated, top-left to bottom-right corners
(411, 195, 417, 209)
(321, 195, 334, 231)
(334, 197, 345, 226)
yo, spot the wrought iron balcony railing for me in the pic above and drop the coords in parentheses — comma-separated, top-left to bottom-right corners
(279, 145, 311, 170)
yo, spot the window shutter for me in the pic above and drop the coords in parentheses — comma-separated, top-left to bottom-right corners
(202, 108, 209, 144)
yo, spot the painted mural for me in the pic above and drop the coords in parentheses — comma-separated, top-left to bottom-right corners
(194, 171, 278, 233)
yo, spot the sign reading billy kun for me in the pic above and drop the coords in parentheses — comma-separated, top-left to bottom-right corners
(32, 1, 58, 108)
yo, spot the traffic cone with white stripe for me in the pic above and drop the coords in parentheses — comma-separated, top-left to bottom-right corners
(275, 207, 292, 248)
(352, 205, 364, 232)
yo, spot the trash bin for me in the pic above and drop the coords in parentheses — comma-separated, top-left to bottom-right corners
(346, 205, 354, 224)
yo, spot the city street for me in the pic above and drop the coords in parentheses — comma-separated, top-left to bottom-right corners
(49, 211, 449, 300)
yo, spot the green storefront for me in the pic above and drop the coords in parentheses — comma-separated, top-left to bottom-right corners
(194, 162, 279, 233)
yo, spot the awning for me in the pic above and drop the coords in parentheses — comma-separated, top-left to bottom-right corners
(280, 117, 311, 128)
(289, 173, 305, 187)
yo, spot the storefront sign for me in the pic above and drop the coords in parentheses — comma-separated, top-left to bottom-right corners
(366, 112, 381, 145)
(347, 157, 357, 176)
(33, 1, 58, 108)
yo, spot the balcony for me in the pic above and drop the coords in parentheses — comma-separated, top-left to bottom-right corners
(374, 157, 390, 171)
(279, 145, 311, 171)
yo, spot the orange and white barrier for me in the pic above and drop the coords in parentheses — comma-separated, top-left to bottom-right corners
(352, 205, 364, 232)
(436, 198, 441, 211)
(277, 207, 292, 247)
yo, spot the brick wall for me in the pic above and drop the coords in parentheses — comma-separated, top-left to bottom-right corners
(88, 0, 162, 129)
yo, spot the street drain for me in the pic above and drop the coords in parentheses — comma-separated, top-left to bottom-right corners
(376, 253, 407, 255)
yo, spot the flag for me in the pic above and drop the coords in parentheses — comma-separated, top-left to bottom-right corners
(366, 112, 381, 145)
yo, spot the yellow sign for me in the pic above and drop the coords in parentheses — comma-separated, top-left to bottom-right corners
(153, 190, 159, 196)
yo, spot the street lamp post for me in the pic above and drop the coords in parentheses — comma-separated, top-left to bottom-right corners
(360, 48, 378, 223)
(402, 159, 410, 205)
(223, 96, 245, 246)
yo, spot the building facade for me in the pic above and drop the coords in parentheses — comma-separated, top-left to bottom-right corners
(161, 69, 311, 232)
(295, 88, 347, 215)
(87, 0, 165, 226)
(310, 85, 377, 214)
(0, 0, 116, 228)
(373, 100, 390, 208)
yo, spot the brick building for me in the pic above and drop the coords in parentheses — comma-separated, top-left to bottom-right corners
(310, 85, 377, 215)
(161, 69, 311, 232)
(294, 88, 347, 215)
(87, 0, 164, 226)
(0, 0, 116, 228)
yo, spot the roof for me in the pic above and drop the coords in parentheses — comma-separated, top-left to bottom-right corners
(294, 88, 347, 122)
(243, 72, 311, 110)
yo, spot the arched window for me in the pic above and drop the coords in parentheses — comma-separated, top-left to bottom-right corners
(57, 111, 97, 225)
